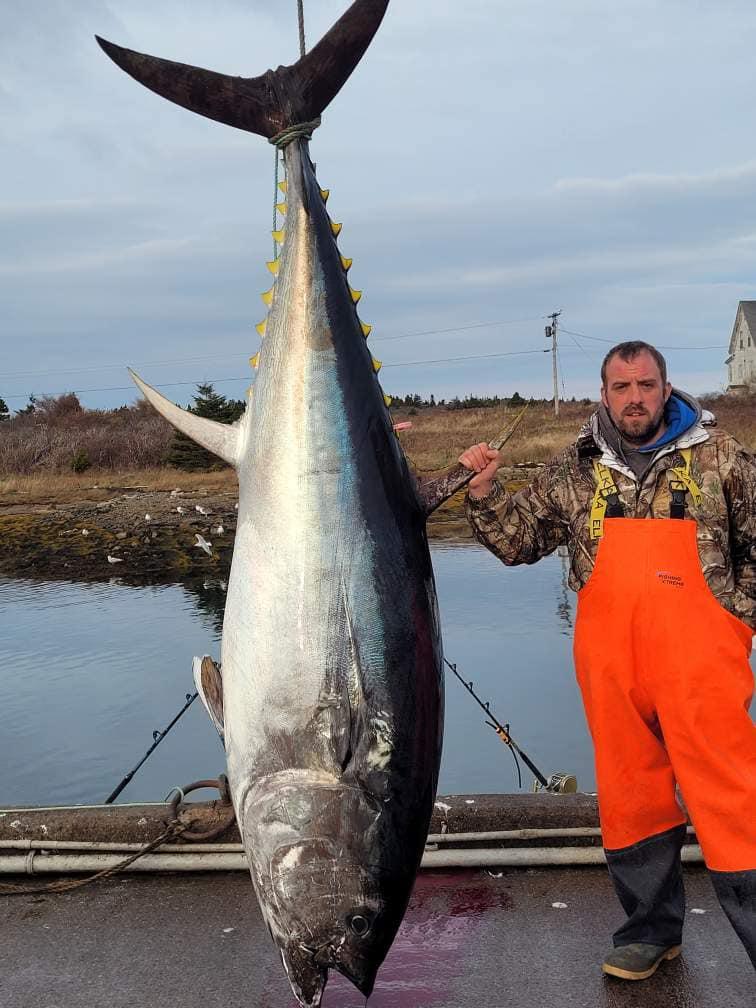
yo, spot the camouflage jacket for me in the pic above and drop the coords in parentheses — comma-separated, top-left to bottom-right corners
(466, 412, 756, 632)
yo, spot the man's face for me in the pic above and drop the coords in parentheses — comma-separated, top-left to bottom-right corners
(601, 350, 672, 446)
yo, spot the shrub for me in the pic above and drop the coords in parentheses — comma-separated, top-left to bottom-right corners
(71, 449, 91, 473)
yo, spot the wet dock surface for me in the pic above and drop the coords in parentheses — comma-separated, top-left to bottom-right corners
(4, 865, 753, 1007)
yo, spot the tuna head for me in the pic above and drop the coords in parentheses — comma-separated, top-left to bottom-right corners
(239, 775, 413, 1006)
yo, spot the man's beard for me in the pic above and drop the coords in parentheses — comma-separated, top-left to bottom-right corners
(614, 407, 665, 445)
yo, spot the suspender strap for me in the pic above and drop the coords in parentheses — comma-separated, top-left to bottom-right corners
(589, 460, 624, 540)
(590, 449, 702, 536)
(667, 448, 703, 519)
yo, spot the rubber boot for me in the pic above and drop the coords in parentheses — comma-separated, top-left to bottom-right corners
(604, 824, 686, 947)
(709, 869, 756, 970)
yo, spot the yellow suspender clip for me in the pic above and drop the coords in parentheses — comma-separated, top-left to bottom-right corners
(589, 460, 620, 540)
(667, 447, 703, 507)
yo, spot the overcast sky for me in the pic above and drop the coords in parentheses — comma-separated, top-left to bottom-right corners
(2, 0, 756, 410)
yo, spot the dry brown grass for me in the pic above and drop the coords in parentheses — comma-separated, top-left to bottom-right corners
(397, 400, 595, 473)
(0, 468, 238, 507)
(398, 393, 756, 473)
(1, 393, 752, 505)
(700, 393, 756, 450)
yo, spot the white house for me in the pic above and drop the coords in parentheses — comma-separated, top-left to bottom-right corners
(726, 301, 756, 392)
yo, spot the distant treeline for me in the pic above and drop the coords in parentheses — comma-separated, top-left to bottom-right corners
(387, 391, 593, 412)
(1, 385, 754, 475)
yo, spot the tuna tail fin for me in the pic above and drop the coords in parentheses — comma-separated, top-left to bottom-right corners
(129, 369, 243, 468)
(95, 0, 389, 138)
(416, 405, 530, 516)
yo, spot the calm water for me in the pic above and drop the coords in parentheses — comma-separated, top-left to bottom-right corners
(1, 545, 752, 807)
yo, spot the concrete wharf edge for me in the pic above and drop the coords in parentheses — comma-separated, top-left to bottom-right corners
(2, 793, 753, 1006)
(1, 792, 611, 847)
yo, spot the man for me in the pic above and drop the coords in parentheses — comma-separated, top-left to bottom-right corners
(460, 341, 755, 979)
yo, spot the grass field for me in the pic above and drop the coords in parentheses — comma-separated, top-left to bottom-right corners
(1, 393, 753, 505)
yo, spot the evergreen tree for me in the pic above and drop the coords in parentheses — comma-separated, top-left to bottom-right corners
(0, 398, 9, 422)
(15, 395, 36, 417)
(166, 383, 245, 471)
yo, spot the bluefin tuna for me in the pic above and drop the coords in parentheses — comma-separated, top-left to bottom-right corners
(96, 3, 513, 1003)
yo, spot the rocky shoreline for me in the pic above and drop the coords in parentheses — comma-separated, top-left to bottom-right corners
(0, 469, 535, 582)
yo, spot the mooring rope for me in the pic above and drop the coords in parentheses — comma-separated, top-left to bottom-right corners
(0, 819, 186, 897)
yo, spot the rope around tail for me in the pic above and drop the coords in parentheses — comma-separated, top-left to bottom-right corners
(269, 117, 322, 150)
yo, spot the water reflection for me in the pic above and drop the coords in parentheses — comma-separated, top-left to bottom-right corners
(2, 544, 750, 808)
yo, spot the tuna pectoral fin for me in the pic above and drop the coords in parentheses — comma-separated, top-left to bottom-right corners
(96, 0, 389, 139)
(416, 405, 529, 515)
(192, 656, 224, 742)
(129, 369, 241, 467)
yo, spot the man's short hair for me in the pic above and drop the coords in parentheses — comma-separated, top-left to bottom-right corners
(601, 341, 668, 386)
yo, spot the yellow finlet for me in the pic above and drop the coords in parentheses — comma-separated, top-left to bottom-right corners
(320, 188, 330, 202)
(331, 222, 342, 237)
(275, 202, 287, 215)
(255, 320, 267, 337)
(278, 180, 288, 193)
(266, 259, 280, 276)
(372, 357, 382, 373)
(261, 286, 275, 307)
(272, 229, 285, 244)
(360, 321, 372, 337)
(249, 353, 260, 369)
(341, 256, 353, 271)
(350, 288, 362, 304)
(383, 393, 392, 407)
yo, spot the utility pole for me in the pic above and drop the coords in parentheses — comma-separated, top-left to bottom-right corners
(544, 311, 562, 417)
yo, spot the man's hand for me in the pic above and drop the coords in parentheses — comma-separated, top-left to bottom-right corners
(459, 443, 502, 499)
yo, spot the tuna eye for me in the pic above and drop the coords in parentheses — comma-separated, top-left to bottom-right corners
(348, 914, 371, 937)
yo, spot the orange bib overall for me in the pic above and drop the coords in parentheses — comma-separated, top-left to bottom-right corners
(575, 517, 754, 868)
(574, 515, 756, 958)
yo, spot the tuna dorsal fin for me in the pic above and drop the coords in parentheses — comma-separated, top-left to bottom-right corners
(192, 656, 225, 742)
(416, 405, 530, 516)
(95, 0, 389, 138)
(129, 369, 242, 468)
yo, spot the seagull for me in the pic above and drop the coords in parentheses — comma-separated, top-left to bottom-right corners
(144, 514, 151, 521)
(176, 506, 186, 514)
(215, 525, 224, 535)
(194, 534, 213, 556)
(234, 502, 239, 510)
(195, 505, 209, 515)
(81, 529, 89, 536)
(107, 555, 124, 564)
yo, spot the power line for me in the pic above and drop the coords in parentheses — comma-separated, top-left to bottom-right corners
(560, 328, 727, 351)
(562, 328, 598, 362)
(381, 349, 543, 368)
(0, 316, 545, 381)
(1, 349, 547, 400)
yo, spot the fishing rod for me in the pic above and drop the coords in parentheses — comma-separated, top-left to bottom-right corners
(104, 691, 198, 804)
(445, 658, 554, 791)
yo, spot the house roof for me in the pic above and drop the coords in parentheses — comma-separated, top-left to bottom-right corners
(728, 300, 756, 356)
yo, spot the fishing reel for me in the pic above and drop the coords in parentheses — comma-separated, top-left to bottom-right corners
(533, 772, 578, 794)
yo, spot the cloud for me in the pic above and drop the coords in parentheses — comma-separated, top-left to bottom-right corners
(3, 0, 756, 407)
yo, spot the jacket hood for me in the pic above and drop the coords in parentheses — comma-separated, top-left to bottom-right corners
(587, 389, 714, 482)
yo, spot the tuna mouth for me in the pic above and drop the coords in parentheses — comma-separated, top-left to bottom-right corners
(303, 937, 378, 999)
(335, 961, 377, 998)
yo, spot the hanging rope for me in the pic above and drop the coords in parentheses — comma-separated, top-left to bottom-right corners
(273, 150, 280, 260)
(297, 0, 307, 58)
(270, 1, 309, 260)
